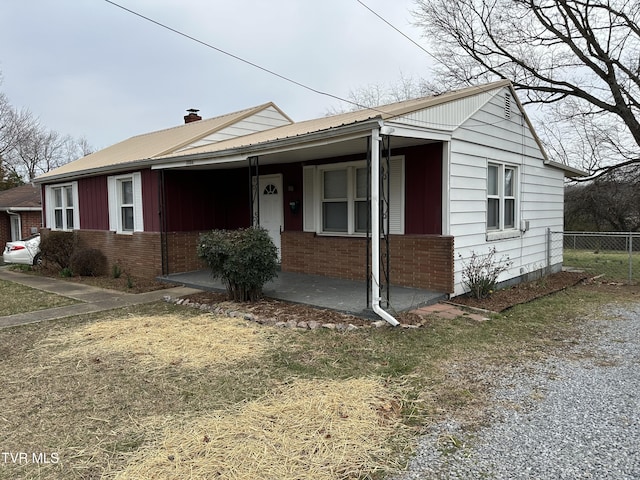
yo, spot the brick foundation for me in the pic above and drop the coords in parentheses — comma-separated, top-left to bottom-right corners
(41, 229, 163, 280)
(164, 231, 207, 274)
(281, 231, 454, 293)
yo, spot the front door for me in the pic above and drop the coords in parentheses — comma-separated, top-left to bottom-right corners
(256, 174, 283, 259)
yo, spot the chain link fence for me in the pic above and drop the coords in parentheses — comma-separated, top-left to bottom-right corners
(549, 230, 640, 284)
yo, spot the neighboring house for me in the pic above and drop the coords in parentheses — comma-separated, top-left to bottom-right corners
(0, 184, 42, 247)
(34, 80, 582, 298)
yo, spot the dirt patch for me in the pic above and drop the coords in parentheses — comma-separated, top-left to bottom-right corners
(29, 265, 172, 293)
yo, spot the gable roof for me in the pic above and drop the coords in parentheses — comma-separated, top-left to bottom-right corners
(36, 102, 292, 181)
(0, 184, 42, 211)
(36, 80, 582, 180)
(165, 80, 513, 160)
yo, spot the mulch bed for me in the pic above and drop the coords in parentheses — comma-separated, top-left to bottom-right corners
(450, 271, 590, 312)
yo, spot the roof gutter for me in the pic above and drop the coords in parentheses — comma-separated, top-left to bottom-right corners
(0, 207, 42, 212)
(370, 124, 399, 327)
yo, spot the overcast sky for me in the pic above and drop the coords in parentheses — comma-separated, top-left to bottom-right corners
(0, 1, 433, 150)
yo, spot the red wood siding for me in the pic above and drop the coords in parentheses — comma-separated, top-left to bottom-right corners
(142, 169, 160, 232)
(164, 169, 251, 232)
(405, 143, 443, 234)
(78, 176, 109, 229)
(75, 169, 160, 232)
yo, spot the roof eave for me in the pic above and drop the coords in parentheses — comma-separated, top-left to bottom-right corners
(33, 158, 160, 184)
(544, 159, 588, 177)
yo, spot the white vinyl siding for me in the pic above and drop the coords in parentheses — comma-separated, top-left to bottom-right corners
(45, 182, 79, 231)
(449, 86, 565, 296)
(108, 172, 143, 233)
(303, 157, 404, 236)
(181, 106, 292, 150)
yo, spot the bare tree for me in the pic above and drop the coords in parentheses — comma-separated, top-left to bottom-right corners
(413, 0, 640, 178)
(1, 74, 92, 182)
(8, 127, 92, 181)
(326, 73, 436, 115)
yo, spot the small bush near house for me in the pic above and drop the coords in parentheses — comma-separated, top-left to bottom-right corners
(197, 227, 278, 302)
(39, 231, 76, 270)
(112, 264, 122, 279)
(70, 248, 108, 277)
(460, 247, 513, 299)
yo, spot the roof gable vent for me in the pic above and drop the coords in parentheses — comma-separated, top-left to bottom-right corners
(504, 93, 512, 119)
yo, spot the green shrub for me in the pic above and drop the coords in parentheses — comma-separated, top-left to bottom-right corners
(39, 231, 76, 270)
(459, 247, 513, 299)
(59, 267, 74, 278)
(197, 227, 278, 302)
(112, 264, 122, 279)
(70, 248, 107, 277)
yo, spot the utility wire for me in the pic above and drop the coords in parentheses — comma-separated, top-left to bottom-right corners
(354, 0, 442, 66)
(104, 0, 380, 114)
(103, 0, 510, 129)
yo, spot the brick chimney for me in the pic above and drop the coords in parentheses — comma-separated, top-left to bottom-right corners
(184, 108, 202, 124)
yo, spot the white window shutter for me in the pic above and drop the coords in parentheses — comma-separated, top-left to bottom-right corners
(389, 157, 405, 234)
(132, 172, 144, 232)
(303, 166, 316, 232)
(107, 176, 117, 231)
(44, 185, 54, 229)
(71, 181, 80, 230)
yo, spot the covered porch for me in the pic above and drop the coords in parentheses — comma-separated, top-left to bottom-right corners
(160, 269, 446, 317)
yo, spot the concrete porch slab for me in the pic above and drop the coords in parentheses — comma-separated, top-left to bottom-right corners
(160, 270, 446, 317)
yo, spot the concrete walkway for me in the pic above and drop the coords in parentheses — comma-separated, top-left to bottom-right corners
(0, 268, 201, 329)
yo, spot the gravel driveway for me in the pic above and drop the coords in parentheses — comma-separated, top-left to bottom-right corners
(392, 304, 640, 479)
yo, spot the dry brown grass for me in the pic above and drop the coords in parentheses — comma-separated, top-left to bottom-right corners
(52, 314, 267, 368)
(110, 378, 409, 480)
(0, 284, 630, 480)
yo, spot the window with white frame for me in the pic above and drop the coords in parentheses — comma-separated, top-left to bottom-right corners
(45, 183, 79, 231)
(108, 172, 143, 233)
(304, 158, 405, 236)
(487, 163, 517, 231)
(321, 164, 372, 234)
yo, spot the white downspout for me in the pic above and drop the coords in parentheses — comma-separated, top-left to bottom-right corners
(371, 126, 400, 327)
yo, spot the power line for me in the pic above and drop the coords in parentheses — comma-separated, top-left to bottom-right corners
(103, 1, 511, 130)
(354, 0, 442, 66)
(103, 0, 378, 113)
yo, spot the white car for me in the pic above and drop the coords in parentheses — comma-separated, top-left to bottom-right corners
(3, 233, 41, 266)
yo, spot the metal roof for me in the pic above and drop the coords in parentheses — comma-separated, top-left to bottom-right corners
(39, 80, 573, 181)
(35, 102, 289, 181)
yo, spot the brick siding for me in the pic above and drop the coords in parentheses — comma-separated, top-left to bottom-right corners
(0, 211, 42, 246)
(41, 229, 163, 280)
(281, 231, 454, 293)
(164, 231, 207, 274)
